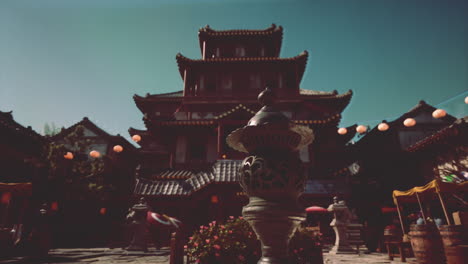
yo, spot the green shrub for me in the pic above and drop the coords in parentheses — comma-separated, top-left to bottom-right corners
(186, 216, 322, 264)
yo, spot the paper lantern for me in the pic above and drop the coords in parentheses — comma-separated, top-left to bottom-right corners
(64, 152, 74, 160)
(211, 195, 219, 204)
(432, 109, 446, 119)
(89, 150, 101, 158)
(132, 134, 141, 142)
(378, 123, 389, 131)
(100, 208, 107, 215)
(113, 145, 123, 153)
(221, 154, 227, 159)
(403, 118, 416, 127)
(1, 192, 11, 204)
(337, 128, 347, 135)
(51, 201, 59, 211)
(356, 125, 367, 134)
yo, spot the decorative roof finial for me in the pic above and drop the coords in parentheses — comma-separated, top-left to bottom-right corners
(258, 87, 274, 107)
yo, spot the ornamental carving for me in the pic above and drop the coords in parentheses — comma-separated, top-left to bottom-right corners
(239, 153, 305, 196)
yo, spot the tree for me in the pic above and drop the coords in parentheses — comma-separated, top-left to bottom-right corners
(43, 122, 61, 136)
(45, 125, 113, 201)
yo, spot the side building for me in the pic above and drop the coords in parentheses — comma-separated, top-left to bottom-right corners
(0, 110, 46, 252)
(130, 25, 353, 230)
(47, 117, 137, 247)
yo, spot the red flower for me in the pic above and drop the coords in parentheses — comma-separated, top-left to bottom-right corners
(214, 235, 219, 240)
(205, 239, 210, 243)
(238, 255, 245, 261)
(213, 244, 221, 250)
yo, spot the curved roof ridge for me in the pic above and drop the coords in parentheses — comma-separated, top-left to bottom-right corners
(176, 51, 306, 63)
(199, 24, 282, 35)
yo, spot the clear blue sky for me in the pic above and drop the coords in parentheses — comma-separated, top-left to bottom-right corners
(1, 0, 467, 143)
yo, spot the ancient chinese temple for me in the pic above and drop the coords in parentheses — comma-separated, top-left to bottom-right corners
(0, 110, 45, 233)
(129, 25, 353, 228)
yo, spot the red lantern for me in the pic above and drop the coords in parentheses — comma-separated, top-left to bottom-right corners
(378, 123, 389, 131)
(404, 118, 416, 127)
(337, 128, 347, 135)
(356, 125, 367, 134)
(1, 192, 11, 204)
(113, 145, 123, 153)
(100, 208, 107, 215)
(51, 201, 59, 211)
(432, 109, 446, 119)
(132, 135, 141, 143)
(90, 150, 100, 158)
(64, 152, 74, 160)
(211, 195, 219, 204)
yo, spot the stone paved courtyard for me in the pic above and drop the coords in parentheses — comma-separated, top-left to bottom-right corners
(0, 247, 416, 264)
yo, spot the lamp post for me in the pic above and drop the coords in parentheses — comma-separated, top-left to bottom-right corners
(126, 197, 149, 252)
(227, 88, 314, 264)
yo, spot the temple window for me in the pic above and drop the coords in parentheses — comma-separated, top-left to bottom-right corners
(235, 46, 246, 57)
(215, 48, 220, 58)
(220, 73, 233, 92)
(249, 73, 261, 90)
(278, 73, 284, 88)
(260, 47, 266, 57)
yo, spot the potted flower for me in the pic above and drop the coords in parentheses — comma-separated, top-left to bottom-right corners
(186, 217, 323, 264)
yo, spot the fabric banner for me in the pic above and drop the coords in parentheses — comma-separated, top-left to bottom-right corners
(393, 179, 468, 204)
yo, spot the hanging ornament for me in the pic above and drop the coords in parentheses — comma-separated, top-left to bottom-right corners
(113, 145, 123, 153)
(404, 118, 416, 127)
(100, 208, 107, 215)
(132, 134, 141, 142)
(337, 127, 347, 135)
(356, 125, 367, 134)
(378, 123, 389, 131)
(432, 109, 446, 119)
(90, 150, 101, 158)
(64, 152, 74, 160)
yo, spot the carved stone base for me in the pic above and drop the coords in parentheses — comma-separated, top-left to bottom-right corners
(243, 197, 305, 264)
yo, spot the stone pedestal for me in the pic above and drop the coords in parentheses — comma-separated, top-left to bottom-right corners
(329, 225, 355, 254)
(126, 198, 149, 252)
(328, 199, 355, 254)
(226, 88, 314, 264)
(244, 198, 305, 264)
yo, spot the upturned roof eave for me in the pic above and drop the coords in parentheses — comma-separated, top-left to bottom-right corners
(197, 24, 283, 56)
(175, 51, 308, 82)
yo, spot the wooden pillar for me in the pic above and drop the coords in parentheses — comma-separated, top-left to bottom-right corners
(415, 193, 427, 224)
(202, 41, 206, 60)
(437, 192, 452, 225)
(394, 198, 406, 234)
(183, 69, 187, 96)
(217, 123, 223, 158)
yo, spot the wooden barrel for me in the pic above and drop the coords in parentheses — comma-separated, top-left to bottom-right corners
(439, 225, 466, 264)
(409, 224, 445, 264)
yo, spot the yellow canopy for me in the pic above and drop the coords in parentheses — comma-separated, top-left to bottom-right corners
(393, 179, 468, 205)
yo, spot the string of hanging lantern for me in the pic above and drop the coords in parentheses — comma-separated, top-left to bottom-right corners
(336, 94, 467, 136)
